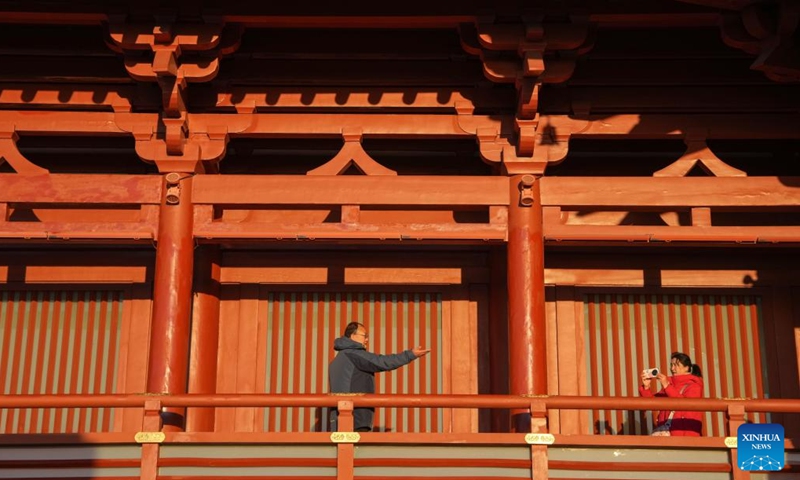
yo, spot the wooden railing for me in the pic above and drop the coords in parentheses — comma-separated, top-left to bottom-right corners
(1, 394, 799, 480)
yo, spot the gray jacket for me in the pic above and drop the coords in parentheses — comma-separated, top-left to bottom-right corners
(328, 336, 416, 431)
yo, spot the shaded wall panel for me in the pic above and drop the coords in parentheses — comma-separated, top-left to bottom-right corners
(0, 289, 125, 433)
(584, 293, 768, 436)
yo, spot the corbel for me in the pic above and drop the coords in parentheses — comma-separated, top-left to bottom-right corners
(654, 130, 746, 177)
(503, 145, 548, 176)
(477, 125, 551, 175)
(529, 120, 570, 166)
(476, 127, 503, 164)
(307, 128, 396, 176)
(0, 128, 49, 175)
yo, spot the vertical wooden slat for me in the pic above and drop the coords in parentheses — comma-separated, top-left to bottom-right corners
(266, 292, 280, 431)
(632, 294, 647, 434)
(259, 291, 271, 433)
(276, 292, 290, 431)
(598, 295, 612, 434)
(86, 293, 101, 430)
(385, 293, 395, 432)
(103, 292, 122, 432)
(41, 291, 61, 433)
(416, 293, 424, 432)
(586, 295, 598, 432)
(290, 292, 303, 432)
(17, 291, 43, 432)
(313, 292, 325, 432)
(28, 292, 48, 432)
(431, 293, 441, 432)
(738, 297, 754, 400)
(216, 286, 240, 432)
(620, 295, 635, 435)
(750, 297, 766, 424)
(668, 296, 679, 353)
(9, 293, 24, 432)
(0, 291, 11, 432)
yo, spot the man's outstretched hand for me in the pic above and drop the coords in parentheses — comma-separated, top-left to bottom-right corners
(412, 346, 431, 358)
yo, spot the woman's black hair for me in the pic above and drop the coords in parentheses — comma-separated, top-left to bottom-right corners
(672, 352, 702, 377)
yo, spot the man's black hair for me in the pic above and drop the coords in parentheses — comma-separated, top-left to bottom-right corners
(344, 321, 363, 338)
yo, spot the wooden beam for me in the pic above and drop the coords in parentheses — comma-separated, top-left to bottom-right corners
(192, 176, 509, 206)
(541, 177, 800, 208)
(0, 222, 155, 240)
(538, 114, 800, 139)
(206, 87, 514, 111)
(0, 108, 795, 140)
(4, 111, 800, 140)
(543, 225, 800, 244)
(193, 222, 507, 241)
(0, 174, 162, 204)
(2, 111, 514, 137)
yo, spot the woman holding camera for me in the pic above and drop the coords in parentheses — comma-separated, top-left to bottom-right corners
(639, 352, 704, 436)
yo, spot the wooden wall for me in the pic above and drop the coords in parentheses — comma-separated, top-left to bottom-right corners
(545, 251, 800, 436)
(207, 250, 487, 433)
(0, 251, 153, 433)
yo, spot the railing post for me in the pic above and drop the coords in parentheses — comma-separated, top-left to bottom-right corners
(530, 400, 549, 480)
(139, 400, 163, 480)
(727, 404, 750, 480)
(336, 400, 355, 480)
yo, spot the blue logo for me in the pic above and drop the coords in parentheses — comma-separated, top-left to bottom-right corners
(737, 423, 784, 471)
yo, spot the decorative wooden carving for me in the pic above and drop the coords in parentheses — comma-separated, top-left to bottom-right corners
(307, 129, 396, 176)
(0, 129, 48, 175)
(107, 17, 243, 171)
(460, 17, 594, 173)
(654, 133, 746, 177)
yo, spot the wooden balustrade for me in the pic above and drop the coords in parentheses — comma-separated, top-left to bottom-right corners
(1, 394, 798, 480)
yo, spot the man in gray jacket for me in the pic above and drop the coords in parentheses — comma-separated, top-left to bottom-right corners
(329, 321, 430, 432)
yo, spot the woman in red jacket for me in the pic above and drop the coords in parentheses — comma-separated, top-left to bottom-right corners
(639, 352, 704, 436)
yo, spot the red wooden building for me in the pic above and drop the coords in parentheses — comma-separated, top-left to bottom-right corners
(1, 1, 800, 479)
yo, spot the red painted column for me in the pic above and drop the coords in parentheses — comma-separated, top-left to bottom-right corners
(147, 173, 194, 432)
(186, 246, 221, 432)
(507, 174, 547, 432)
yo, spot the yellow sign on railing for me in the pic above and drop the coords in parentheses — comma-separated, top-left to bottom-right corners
(330, 432, 361, 443)
(525, 433, 555, 445)
(135, 432, 166, 444)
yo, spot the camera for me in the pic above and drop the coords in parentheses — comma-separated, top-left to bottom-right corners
(643, 368, 659, 378)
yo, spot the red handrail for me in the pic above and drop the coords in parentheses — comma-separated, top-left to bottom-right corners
(1, 393, 799, 413)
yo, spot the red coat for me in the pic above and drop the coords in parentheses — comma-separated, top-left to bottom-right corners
(639, 374, 704, 436)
